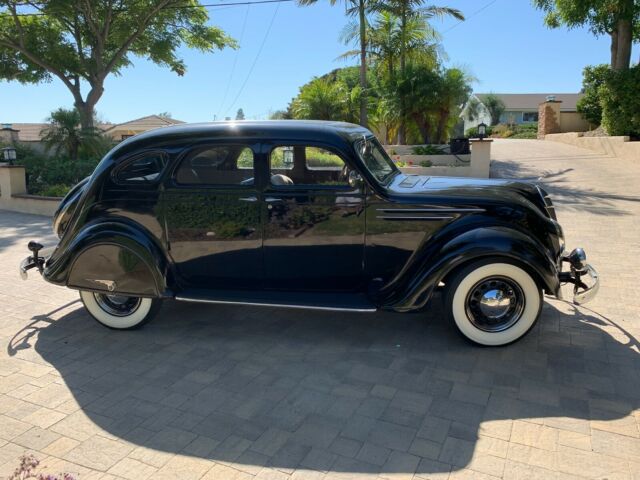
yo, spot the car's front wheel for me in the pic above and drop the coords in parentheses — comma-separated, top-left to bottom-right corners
(79, 291, 161, 330)
(445, 260, 542, 346)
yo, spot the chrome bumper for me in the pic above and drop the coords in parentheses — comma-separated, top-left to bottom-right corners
(19, 242, 51, 280)
(559, 247, 599, 305)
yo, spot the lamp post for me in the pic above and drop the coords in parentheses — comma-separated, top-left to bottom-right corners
(1, 147, 17, 165)
(477, 122, 487, 141)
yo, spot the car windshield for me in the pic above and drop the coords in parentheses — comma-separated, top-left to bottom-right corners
(355, 136, 398, 183)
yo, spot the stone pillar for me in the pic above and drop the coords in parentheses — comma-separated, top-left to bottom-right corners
(0, 124, 20, 145)
(0, 165, 27, 207)
(537, 100, 562, 139)
(470, 139, 492, 178)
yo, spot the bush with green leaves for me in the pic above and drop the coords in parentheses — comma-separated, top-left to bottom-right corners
(577, 64, 610, 126)
(412, 145, 446, 155)
(600, 65, 640, 138)
(10, 143, 100, 197)
(465, 125, 493, 138)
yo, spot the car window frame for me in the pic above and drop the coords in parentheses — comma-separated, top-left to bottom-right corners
(112, 150, 169, 187)
(266, 142, 358, 192)
(171, 143, 258, 189)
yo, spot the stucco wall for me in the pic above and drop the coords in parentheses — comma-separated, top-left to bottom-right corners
(559, 113, 591, 134)
(545, 133, 640, 162)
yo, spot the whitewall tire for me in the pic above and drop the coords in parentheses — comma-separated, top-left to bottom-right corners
(445, 261, 542, 346)
(79, 290, 160, 330)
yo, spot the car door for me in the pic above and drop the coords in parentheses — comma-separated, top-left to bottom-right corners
(262, 143, 366, 291)
(163, 143, 263, 290)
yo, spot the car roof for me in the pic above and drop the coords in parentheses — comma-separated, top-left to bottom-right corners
(109, 120, 372, 158)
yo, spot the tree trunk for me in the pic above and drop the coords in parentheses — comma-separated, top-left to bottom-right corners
(73, 83, 104, 130)
(435, 110, 449, 144)
(358, 0, 368, 128)
(398, 5, 407, 145)
(412, 114, 429, 144)
(613, 18, 632, 70)
(610, 29, 619, 68)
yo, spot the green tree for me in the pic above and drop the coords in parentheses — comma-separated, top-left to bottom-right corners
(600, 64, 640, 136)
(381, 1, 464, 143)
(482, 93, 506, 125)
(299, 0, 372, 128)
(577, 64, 610, 124)
(235, 108, 245, 120)
(290, 76, 356, 122)
(0, 1, 235, 129)
(532, 0, 639, 70)
(433, 68, 473, 143)
(40, 108, 108, 161)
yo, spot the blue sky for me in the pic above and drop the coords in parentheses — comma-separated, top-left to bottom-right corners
(2, 0, 637, 124)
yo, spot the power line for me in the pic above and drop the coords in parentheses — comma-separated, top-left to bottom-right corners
(223, 2, 280, 117)
(0, 0, 295, 17)
(217, 3, 250, 118)
(442, 0, 499, 34)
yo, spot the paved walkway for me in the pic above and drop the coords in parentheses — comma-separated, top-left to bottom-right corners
(0, 139, 638, 479)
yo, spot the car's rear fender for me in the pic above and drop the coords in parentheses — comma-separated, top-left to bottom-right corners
(44, 220, 170, 298)
(379, 226, 560, 312)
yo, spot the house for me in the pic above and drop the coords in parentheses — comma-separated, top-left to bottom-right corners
(103, 115, 184, 141)
(461, 93, 587, 133)
(1, 115, 185, 153)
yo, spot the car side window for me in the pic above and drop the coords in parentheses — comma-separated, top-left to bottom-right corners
(176, 145, 254, 186)
(116, 153, 166, 184)
(269, 146, 349, 187)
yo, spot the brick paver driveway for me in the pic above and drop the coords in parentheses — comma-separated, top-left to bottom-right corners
(0, 139, 638, 479)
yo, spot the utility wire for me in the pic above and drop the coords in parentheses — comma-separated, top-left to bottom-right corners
(1, 0, 295, 17)
(223, 1, 280, 117)
(442, 0, 499, 34)
(217, 3, 250, 118)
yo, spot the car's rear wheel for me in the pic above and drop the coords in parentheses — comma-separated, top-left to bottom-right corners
(445, 260, 542, 346)
(79, 290, 160, 329)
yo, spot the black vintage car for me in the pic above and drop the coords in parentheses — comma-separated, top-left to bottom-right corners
(20, 121, 598, 346)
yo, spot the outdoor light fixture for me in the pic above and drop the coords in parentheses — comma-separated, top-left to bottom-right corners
(477, 122, 487, 140)
(1, 147, 16, 165)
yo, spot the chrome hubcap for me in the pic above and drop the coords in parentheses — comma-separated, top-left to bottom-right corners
(479, 289, 512, 319)
(465, 276, 525, 332)
(94, 293, 141, 317)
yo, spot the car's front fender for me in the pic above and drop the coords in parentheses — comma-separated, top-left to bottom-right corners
(378, 226, 560, 312)
(44, 220, 170, 297)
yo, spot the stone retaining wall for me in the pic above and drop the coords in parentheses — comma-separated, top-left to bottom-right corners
(545, 132, 640, 162)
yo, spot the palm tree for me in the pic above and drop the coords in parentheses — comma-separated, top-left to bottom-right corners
(482, 93, 506, 126)
(41, 108, 105, 161)
(382, 1, 464, 143)
(299, 0, 372, 128)
(291, 77, 350, 120)
(433, 68, 473, 143)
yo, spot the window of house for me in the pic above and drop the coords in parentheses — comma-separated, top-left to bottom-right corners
(176, 146, 254, 186)
(523, 112, 539, 122)
(115, 152, 166, 184)
(269, 146, 349, 187)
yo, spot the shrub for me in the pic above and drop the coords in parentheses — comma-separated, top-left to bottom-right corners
(419, 160, 433, 167)
(412, 145, 446, 155)
(600, 65, 640, 138)
(11, 143, 100, 197)
(465, 125, 493, 138)
(577, 64, 610, 126)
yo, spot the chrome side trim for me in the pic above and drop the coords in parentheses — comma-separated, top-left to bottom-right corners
(174, 296, 377, 313)
(376, 208, 485, 213)
(376, 216, 454, 221)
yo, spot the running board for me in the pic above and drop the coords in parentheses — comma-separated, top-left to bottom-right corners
(175, 289, 377, 313)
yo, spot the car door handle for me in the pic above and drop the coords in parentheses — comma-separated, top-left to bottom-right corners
(239, 196, 258, 202)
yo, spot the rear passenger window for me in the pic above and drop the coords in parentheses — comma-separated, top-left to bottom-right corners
(116, 153, 166, 183)
(176, 146, 254, 186)
(269, 146, 348, 187)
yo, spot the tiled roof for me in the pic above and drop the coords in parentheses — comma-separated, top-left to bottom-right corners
(104, 115, 185, 133)
(5, 115, 184, 142)
(474, 93, 584, 111)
